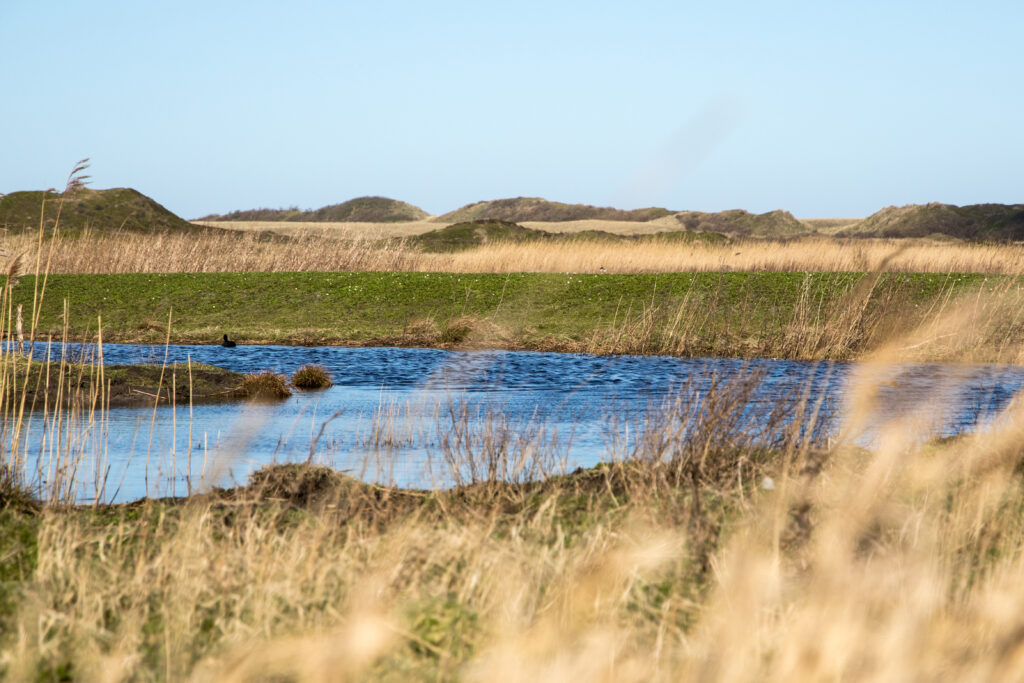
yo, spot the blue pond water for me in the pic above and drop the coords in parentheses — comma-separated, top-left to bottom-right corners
(13, 343, 1024, 503)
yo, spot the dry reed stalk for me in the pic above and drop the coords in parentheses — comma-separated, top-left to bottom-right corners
(0, 160, 116, 506)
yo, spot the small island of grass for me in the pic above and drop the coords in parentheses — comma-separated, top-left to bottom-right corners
(2, 361, 272, 409)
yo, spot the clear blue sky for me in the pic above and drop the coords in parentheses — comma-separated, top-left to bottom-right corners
(2, 0, 1021, 218)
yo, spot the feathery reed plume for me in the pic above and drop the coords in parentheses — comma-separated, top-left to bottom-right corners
(64, 158, 91, 195)
(4, 252, 25, 290)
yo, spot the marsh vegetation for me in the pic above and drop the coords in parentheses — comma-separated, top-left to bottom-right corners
(3, 172, 1024, 679)
(5, 345, 1024, 680)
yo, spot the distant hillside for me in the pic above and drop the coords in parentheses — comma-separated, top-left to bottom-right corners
(196, 207, 304, 221)
(411, 220, 547, 251)
(799, 218, 860, 232)
(409, 219, 726, 252)
(0, 188, 206, 234)
(837, 203, 1024, 241)
(674, 209, 807, 237)
(435, 197, 673, 223)
(201, 196, 429, 223)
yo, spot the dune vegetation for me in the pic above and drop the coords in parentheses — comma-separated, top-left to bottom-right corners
(434, 196, 674, 223)
(198, 196, 430, 223)
(0, 187, 211, 236)
(7, 182, 1024, 242)
(839, 201, 1024, 240)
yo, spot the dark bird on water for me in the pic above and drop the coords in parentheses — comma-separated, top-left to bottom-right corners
(221, 334, 237, 348)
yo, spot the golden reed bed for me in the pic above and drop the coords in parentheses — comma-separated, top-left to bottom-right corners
(9, 229, 1024, 274)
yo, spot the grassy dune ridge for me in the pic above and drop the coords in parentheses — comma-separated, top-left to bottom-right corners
(197, 196, 430, 223)
(0, 188, 211, 235)
(434, 196, 674, 223)
(406, 219, 726, 252)
(7, 185, 1024, 241)
(14, 271, 1023, 361)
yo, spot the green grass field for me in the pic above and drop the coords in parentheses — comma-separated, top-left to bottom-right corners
(11, 271, 1005, 360)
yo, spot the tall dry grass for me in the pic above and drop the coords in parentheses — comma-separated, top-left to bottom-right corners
(7, 230, 1024, 274)
(675, 315, 1024, 681)
(0, 229, 417, 274)
(424, 238, 1024, 275)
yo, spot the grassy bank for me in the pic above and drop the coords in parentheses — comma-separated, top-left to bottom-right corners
(14, 271, 1022, 361)
(0, 460, 731, 680)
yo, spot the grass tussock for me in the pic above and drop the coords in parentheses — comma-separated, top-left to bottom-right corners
(0, 466, 39, 514)
(291, 363, 333, 389)
(400, 315, 513, 348)
(240, 370, 292, 400)
(437, 315, 477, 344)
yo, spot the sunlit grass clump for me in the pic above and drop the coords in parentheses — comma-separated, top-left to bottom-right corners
(0, 465, 39, 513)
(291, 363, 333, 389)
(241, 370, 292, 399)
